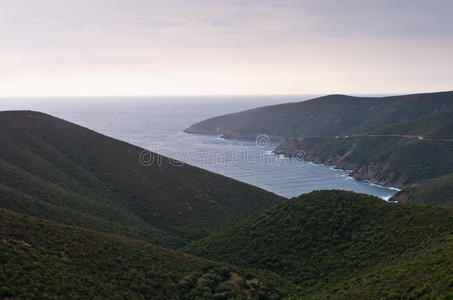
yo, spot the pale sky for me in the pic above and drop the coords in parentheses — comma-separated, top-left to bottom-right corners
(1, 0, 452, 97)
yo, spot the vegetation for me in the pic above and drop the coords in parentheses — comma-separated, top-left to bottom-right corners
(393, 173, 453, 206)
(373, 109, 453, 139)
(0, 111, 283, 248)
(0, 208, 292, 299)
(2, 109, 453, 298)
(276, 135, 453, 188)
(312, 234, 453, 299)
(185, 91, 453, 139)
(184, 190, 453, 298)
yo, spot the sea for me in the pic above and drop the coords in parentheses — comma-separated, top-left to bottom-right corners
(0, 95, 399, 200)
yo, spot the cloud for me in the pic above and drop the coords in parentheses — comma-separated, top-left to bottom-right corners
(0, 0, 452, 96)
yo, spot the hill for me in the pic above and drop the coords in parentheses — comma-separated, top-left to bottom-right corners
(372, 109, 453, 139)
(184, 190, 453, 298)
(0, 111, 283, 248)
(185, 91, 453, 139)
(0, 208, 291, 299)
(392, 173, 453, 206)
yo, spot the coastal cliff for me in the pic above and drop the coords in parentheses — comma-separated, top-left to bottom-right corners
(274, 136, 453, 190)
(273, 137, 404, 188)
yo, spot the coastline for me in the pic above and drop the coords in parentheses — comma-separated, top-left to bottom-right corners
(200, 134, 400, 200)
(272, 148, 401, 201)
(273, 137, 409, 189)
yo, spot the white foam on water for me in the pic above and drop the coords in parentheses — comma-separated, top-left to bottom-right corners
(388, 186, 402, 191)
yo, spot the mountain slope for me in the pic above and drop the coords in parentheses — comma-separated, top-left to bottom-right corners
(184, 190, 453, 297)
(185, 91, 453, 139)
(275, 135, 453, 188)
(372, 109, 453, 139)
(0, 111, 283, 248)
(0, 208, 291, 299)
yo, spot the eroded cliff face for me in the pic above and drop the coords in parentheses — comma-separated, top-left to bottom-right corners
(274, 137, 407, 189)
(348, 162, 405, 188)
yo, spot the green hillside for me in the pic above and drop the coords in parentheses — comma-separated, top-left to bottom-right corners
(185, 91, 453, 139)
(313, 234, 453, 299)
(0, 111, 283, 248)
(373, 109, 453, 139)
(0, 208, 291, 299)
(184, 190, 453, 298)
(392, 173, 453, 206)
(275, 135, 453, 188)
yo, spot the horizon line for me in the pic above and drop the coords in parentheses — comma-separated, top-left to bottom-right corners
(1, 90, 451, 99)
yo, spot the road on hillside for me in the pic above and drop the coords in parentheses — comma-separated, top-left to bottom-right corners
(349, 134, 453, 142)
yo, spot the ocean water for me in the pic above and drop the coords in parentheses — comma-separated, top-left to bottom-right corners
(0, 96, 399, 199)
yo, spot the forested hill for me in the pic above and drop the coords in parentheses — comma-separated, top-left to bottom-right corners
(184, 91, 453, 139)
(0, 208, 291, 299)
(185, 190, 453, 299)
(0, 111, 283, 248)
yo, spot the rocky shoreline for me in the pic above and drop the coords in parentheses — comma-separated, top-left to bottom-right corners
(273, 137, 406, 191)
(184, 131, 449, 203)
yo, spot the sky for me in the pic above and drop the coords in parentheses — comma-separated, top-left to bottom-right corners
(1, 0, 452, 97)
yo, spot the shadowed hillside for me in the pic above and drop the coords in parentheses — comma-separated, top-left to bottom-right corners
(0, 111, 283, 248)
(185, 91, 453, 139)
(185, 190, 453, 298)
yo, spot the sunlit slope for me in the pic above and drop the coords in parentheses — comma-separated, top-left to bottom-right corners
(0, 111, 283, 248)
